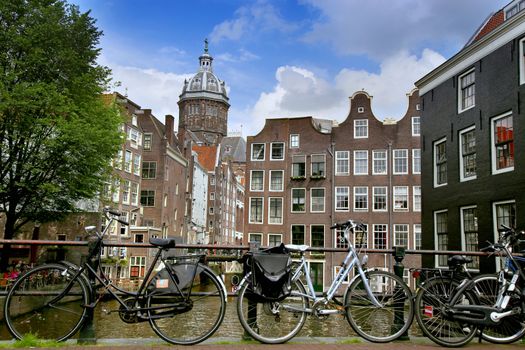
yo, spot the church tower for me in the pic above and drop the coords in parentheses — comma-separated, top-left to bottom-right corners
(178, 40, 230, 145)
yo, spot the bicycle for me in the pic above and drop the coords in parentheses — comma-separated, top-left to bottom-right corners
(416, 225, 525, 347)
(235, 219, 414, 343)
(4, 208, 227, 345)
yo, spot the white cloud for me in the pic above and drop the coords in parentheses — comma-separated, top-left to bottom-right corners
(243, 49, 445, 135)
(216, 49, 260, 63)
(210, 0, 299, 43)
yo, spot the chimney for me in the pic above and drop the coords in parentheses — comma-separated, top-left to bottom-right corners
(165, 114, 174, 146)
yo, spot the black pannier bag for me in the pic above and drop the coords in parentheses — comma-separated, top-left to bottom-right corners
(243, 243, 292, 302)
(148, 259, 200, 295)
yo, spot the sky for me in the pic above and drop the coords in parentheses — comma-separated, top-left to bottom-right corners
(72, 0, 510, 137)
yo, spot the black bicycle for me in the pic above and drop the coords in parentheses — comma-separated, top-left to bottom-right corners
(3, 208, 227, 345)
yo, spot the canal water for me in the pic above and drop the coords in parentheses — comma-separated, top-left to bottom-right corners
(0, 297, 421, 341)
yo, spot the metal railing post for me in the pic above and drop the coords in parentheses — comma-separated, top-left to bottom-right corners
(392, 245, 409, 340)
(78, 236, 98, 344)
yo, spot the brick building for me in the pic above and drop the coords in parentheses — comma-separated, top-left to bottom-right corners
(245, 90, 421, 290)
(415, 0, 525, 272)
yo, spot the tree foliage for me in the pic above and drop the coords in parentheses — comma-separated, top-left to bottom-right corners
(0, 0, 123, 245)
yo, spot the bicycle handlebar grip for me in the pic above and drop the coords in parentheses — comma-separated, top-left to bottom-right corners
(117, 218, 129, 226)
(330, 224, 340, 229)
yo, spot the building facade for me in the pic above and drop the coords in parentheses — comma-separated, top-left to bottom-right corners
(416, 0, 525, 272)
(244, 90, 421, 291)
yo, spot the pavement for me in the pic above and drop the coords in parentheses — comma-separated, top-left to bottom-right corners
(1, 337, 524, 349)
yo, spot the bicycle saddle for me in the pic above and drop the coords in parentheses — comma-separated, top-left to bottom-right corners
(447, 255, 472, 266)
(150, 237, 176, 248)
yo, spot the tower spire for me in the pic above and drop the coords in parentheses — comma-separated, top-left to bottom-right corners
(204, 38, 209, 54)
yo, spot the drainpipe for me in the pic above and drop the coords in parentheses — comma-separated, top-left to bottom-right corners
(388, 141, 393, 271)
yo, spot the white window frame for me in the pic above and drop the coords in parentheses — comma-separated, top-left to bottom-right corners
(458, 68, 475, 113)
(393, 149, 408, 175)
(373, 224, 388, 249)
(291, 188, 306, 213)
(353, 186, 368, 211)
(354, 119, 368, 138)
(412, 116, 421, 136)
(268, 197, 283, 225)
(251, 143, 265, 161)
(248, 233, 263, 245)
(492, 200, 516, 244)
(372, 150, 387, 175)
(270, 142, 285, 161)
(413, 186, 421, 212)
(269, 170, 284, 192)
(290, 134, 300, 148)
(394, 224, 409, 249)
(393, 186, 409, 212)
(250, 170, 264, 192)
(459, 125, 477, 181)
(414, 224, 422, 250)
(353, 150, 368, 175)
(124, 150, 132, 173)
(335, 186, 350, 212)
(434, 209, 449, 268)
(310, 224, 325, 248)
(310, 154, 326, 177)
(291, 224, 305, 245)
(491, 111, 514, 175)
(268, 233, 283, 247)
(434, 138, 447, 187)
(412, 149, 421, 175)
(249, 197, 264, 224)
(372, 186, 388, 212)
(310, 187, 325, 213)
(122, 180, 130, 205)
(335, 151, 350, 176)
(460, 205, 479, 271)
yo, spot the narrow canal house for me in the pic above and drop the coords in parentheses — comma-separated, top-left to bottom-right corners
(244, 90, 422, 291)
(416, 0, 525, 272)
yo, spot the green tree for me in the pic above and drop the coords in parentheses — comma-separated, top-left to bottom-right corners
(0, 0, 123, 270)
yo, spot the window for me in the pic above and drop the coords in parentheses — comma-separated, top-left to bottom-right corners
(140, 190, 155, 207)
(131, 182, 138, 205)
(458, 69, 475, 113)
(292, 155, 306, 178)
(250, 170, 264, 191)
(520, 37, 525, 85)
(311, 225, 324, 248)
(249, 198, 263, 224)
(248, 233, 262, 245)
(506, 4, 518, 18)
(354, 119, 368, 138)
(413, 186, 421, 212)
(271, 142, 285, 160)
(354, 224, 368, 248)
(291, 225, 305, 245)
(335, 228, 348, 249)
(491, 113, 514, 174)
(122, 180, 130, 204)
(435, 210, 448, 267)
(269, 170, 284, 191)
(373, 187, 387, 211)
(209, 207, 214, 214)
(268, 234, 282, 247)
(142, 161, 157, 179)
(290, 134, 300, 148)
(394, 224, 409, 248)
(414, 224, 422, 250)
(133, 154, 141, 176)
(393, 186, 408, 211)
(358, 107, 365, 113)
(210, 192, 215, 200)
(353, 186, 368, 211)
(334, 266, 350, 284)
(335, 151, 349, 175)
(373, 224, 387, 249)
(268, 198, 283, 224)
(251, 143, 265, 161)
(393, 149, 408, 174)
(143, 133, 152, 151)
(210, 176, 215, 186)
(493, 200, 516, 237)
(311, 188, 325, 212)
(412, 149, 421, 174)
(461, 206, 479, 269)
(291, 189, 306, 212)
(412, 116, 420, 136)
(372, 150, 387, 175)
(434, 138, 447, 186)
(130, 256, 146, 278)
(311, 154, 325, 177)
(353, 150, 368, 175)
(124, 150, 132, 173)
(134, 234, 144, 243)
(335, 187, 349, 211)
(455, 127, 475, 181)
(112, 179, 120, 203)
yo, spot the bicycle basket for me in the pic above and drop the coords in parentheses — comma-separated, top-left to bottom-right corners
(243, 243, 292, 302)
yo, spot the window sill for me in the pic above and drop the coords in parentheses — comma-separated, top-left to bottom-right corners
(290, 176, 306, 180)
(310, 175, 326, 180)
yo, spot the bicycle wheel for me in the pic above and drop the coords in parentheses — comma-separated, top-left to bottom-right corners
(4, 263, 90, 341)
(414, 277, 477, 347)
(344, 270, 414, 342)
(236, 278, 309, 343)
(147, 264, 226, 345)
(471, 274, 525, 344)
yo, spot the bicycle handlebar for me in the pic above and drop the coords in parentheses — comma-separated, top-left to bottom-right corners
(330, 219, 366, 231)
(103, 207, 129, 226)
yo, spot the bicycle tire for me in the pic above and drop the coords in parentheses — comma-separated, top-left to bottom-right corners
(414, 276, 477, 347)
(469, 274, 525, 344)
(147, 264, 226, 345)
(4, 263, 90, 341)
(344, 270, 414, 342)
(236, 278, 308, 344)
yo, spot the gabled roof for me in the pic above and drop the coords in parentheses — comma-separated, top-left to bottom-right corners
(192, 145, 218, 172)
(220, 136, 246, 163)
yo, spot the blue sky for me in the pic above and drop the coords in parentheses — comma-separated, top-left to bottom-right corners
(72, 0, 509, 136)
